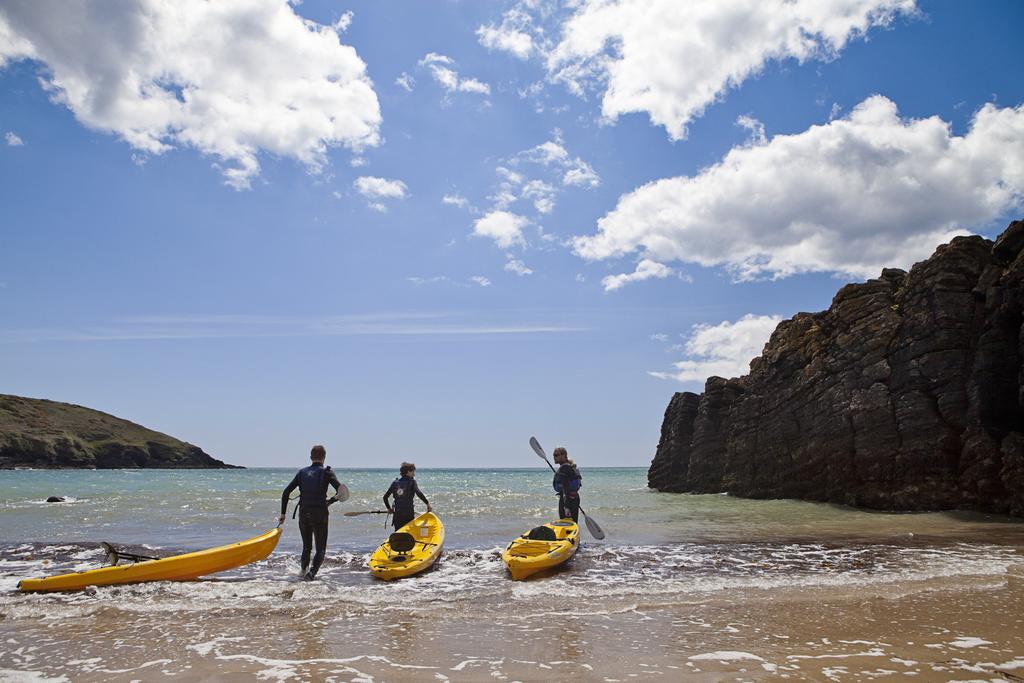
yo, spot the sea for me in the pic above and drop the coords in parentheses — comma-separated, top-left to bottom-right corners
(1, 468, 1023, 682)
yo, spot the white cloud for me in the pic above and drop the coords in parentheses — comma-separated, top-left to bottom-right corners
(575, 273, 586, 283)
(408, 276, 452, 286)
(354, 176, 408, 200)
(575, 97, 1024, 280)
(395, 72, 415, 92)
(601, 259, 675, 291)
(650, 333, 669, 342)
(443, 193, 470, 209)
(5, 131, 23, 146)
(504, 258, 534, 276)
(477, 10, 535, 60)
(470, 276, 492, 287)
(350, 157, 368, 168)
(0, 312, 588, 342)
(0, 0, 381, 189)
(517, 132, 600, 189)
(650, 314, 782, 382)
(547, 0, 917, 139)
(522, 179, 557, 214)
(418, 53, 491, 96)
(332, 11, 353, 32)
(473, 211, 529, 249)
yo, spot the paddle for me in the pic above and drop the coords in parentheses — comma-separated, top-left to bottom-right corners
(343, 510, 390, 517)
(327, 484, 351, 506)
(529, 436, 606, 540)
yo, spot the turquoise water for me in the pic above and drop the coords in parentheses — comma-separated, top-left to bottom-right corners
(2, 468, 1023, 681)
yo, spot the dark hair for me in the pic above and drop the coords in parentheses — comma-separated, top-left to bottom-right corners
(310, 445, 327, 461)
(400, 462, 416, 476)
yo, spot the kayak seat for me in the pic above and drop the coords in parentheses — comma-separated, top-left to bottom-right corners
(388, 532, 416, 553)
(526, 526, 557, 541)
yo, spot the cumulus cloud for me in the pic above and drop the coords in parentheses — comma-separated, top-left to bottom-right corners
(442, 193, 470, 210)
(0, 0, 381, 189)
(354, 176, 408, 212)
(504, 258, 534, 276)
(575, 97, 1024, 280)
(354, 176, 408, 199)
(5, 131, 23, 146)
(601, 259, 675, 291)
(650, 314, 782, 383)
(479, 131, 600, 221)
(418, 53, 491, 97)
(516, 132, 601, 189)
(470, 276, 492, 287)
(548, 0, 917, 139)
(474, 211, 529, 249)
(477, 7, 535, 60)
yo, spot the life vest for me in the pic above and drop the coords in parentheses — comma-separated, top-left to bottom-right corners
(391, 476, 416, 510)
(297, 464, 332, 508)
(553, 464, 582, 495)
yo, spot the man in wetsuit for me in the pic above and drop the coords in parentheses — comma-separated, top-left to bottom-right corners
(552, 446, 582, 523)
(382, 462, 432, 530)
(278, 444, 345, 580)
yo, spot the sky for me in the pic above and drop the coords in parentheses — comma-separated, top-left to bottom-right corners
(1, 0, 1022, 468)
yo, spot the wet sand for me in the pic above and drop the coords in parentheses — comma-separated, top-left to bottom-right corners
(2, 569, 1023, 681)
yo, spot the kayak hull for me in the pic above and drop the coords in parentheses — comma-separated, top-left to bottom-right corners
(370, 512, 444, 581)
(18, 527, 282, 592)
(502, 519, 579, 580)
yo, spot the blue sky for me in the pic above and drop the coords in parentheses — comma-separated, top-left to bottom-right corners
(1, 0, 1022, 467)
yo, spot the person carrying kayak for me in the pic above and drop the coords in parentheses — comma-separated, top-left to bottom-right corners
(278, 444, 346, 580)
(383, 462, 432, 530)
(552, 447, 582, 523)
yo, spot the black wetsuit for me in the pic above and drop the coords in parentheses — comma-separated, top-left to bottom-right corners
(553, 463, 582, 522)
(383, 476, 430, 530)
(281, 463, 343, 579)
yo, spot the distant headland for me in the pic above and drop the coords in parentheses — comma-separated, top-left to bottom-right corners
(649, 219, 1024, 517)
(0, 394, 240, 469)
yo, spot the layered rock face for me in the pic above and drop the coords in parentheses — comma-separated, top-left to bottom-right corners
(0, 394, 240, 468)
(649, 221, 1024, 516)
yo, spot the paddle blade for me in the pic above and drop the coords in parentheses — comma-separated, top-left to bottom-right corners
(582, 512, 606, 540)
(529, 436, 546, 460)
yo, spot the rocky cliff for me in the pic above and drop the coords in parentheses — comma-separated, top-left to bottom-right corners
(648, 220, 1024, 516)
(0, 394, 240, 468)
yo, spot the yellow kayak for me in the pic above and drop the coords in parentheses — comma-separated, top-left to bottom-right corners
(18, 527, 282, 592)
(369, 512, 444, 581)
(502, 519, 579, 580)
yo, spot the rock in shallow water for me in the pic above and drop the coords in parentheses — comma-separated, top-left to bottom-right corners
(649, 220, 1024, 517)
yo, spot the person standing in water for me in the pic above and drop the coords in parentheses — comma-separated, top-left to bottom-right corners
(552, 447, 582, 523)
(278, 444, 345, 580)
(383, 462, 432, 530)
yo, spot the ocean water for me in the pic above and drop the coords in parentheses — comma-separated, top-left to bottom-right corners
(2, 468, 1023, 681)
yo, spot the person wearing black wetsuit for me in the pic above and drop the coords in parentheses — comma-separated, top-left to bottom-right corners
(382, 462, 432, 530)
(552, 446, 582, 523)
(278, 444, 345, 580)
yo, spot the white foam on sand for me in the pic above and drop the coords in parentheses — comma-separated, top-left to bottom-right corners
(0, 670, 70, 682)
(950, 637, 992, 649)
(688, 652, 765, 662)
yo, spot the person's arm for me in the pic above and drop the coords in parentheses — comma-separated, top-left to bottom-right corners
(382, 482, 395, 512)
(279, 472, 300, 521)
(327, 469, 343, 500)
(413, 481, 432, 512)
